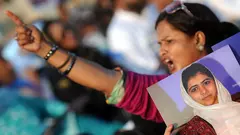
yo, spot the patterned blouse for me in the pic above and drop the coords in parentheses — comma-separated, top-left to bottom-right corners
(178, 116, 217, 135)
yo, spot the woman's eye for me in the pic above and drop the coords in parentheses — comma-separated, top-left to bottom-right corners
(166, 39, 173, 44)
(190, 87, 197, 93)
(203, 80, 210, 86)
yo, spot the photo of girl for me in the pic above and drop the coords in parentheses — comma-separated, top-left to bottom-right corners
(178, 63, 240, 135)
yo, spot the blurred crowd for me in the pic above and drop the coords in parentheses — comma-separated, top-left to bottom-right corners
(0, 0, 240, 135)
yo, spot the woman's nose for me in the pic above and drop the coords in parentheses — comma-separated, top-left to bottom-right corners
(200, 86, 208, 95)
(159, 45, 168, 57)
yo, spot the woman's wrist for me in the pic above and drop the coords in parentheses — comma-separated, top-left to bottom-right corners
(106, 70, 125, 105)
(36, 41, 52, 58)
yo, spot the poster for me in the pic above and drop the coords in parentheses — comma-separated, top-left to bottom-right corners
(148, 45, 240, 127)
(212, 32, 240, 63)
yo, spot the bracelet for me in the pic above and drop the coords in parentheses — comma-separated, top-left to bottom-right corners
(62, 53, 77, 76)
(44, 45, 59, 61)
(57, 52, 71, 70)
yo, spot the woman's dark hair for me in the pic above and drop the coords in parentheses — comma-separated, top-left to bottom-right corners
(155, 3, 240, 54)
(182, 63, 214, 91)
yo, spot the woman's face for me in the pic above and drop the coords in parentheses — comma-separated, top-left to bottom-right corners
(187, 72, 218, 106)
(49, 23, 78, 51)
(48, 22, 64, 43)
(157, 20, 207, 74)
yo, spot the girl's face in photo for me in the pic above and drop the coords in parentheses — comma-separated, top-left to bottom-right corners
(187, 72, 218, 106)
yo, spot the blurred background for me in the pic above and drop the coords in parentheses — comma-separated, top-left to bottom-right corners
(0, 0, 239, 135)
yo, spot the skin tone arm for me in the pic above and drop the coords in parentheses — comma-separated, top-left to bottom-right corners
(5, 10, 121, 96)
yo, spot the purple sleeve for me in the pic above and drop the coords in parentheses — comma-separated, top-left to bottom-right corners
(116, 71, 168, 123)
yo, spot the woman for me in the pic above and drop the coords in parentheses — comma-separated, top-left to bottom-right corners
(170, 63, 240, 135)
(5, 0, 239, 128)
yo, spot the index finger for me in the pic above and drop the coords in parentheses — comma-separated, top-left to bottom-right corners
(5, 10, 25, 26)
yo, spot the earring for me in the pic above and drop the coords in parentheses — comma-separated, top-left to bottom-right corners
(197, 44, 204, 51)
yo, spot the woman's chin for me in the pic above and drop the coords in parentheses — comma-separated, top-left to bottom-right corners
(202, 99, 216, 106)
(169, 67, 178, 74)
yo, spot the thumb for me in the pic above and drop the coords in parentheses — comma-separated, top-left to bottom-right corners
(164, 124, 173, 135)
(28, 25, 41, 44)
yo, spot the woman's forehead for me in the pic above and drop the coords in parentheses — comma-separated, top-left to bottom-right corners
(188, 73, 209, 83)
(156, 20, 184, 41)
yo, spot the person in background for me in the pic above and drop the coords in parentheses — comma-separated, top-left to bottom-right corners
(94, 0, 114, 36)
(0, 50, 41, 96)
(107, 0, 164, 74)
(0, 53, 67, 135)
(1, 21, 48, 97)
(73, 6, 111, 55)
(41, 19, 125, 122)
(5, 0, 239, 134)
(56, 0, 69, 23)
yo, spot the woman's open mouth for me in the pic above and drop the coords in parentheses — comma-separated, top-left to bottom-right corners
(162, 58, 175, 73)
